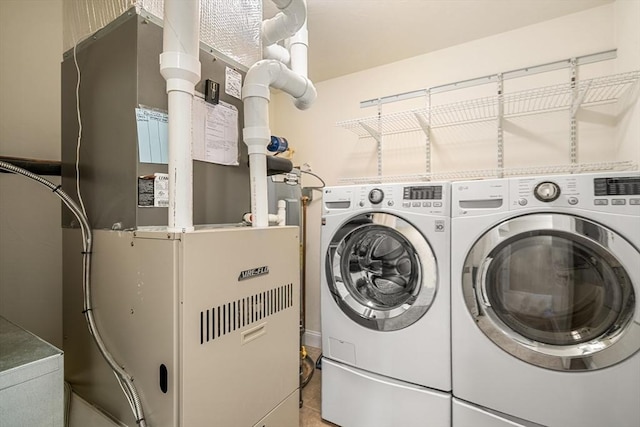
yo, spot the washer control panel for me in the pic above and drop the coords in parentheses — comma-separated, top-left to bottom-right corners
(323, 183, 449, 215)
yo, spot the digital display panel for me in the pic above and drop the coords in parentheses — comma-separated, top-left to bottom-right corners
(594, 177, 640, 196)
(403, 186, 443, 200)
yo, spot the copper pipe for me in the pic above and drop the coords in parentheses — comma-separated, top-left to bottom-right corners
(300, 195, 310, 333)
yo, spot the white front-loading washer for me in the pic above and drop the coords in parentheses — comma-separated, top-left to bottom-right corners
(320, 182, 451, 427)
(451, 172, 640, 427)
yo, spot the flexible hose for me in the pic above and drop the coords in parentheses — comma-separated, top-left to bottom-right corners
(0, 160, 148, 427)
(300, 354, 315, 388)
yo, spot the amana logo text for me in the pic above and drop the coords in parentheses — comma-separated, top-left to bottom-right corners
(238, 266, 269, 281)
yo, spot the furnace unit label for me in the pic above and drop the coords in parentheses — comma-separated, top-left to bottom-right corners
(138, 173, 169, 207)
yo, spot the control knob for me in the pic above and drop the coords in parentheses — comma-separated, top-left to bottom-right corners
(534, 181, 560, 202)
(368, 188, 384, 204)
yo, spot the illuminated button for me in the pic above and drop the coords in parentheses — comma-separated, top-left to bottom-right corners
(423, 201, 432, 207)
(630, 198, 640, 205)
(433, 202, 443, 207)
(612, 199, 626, 205)
(594, 199, 608, 206)
(412, 201, 421, 207)
(403, 202, 411, 208)
(567, 197, 578, 205)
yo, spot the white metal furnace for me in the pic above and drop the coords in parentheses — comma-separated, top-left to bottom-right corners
(63, 225, 300, 426)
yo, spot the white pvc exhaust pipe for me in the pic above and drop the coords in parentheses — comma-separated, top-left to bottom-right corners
(243, 0, 313, 227)
(262, 0, 307, 64)
(242, 60, 316, 227)
(288, 10, 308, 77)
(160, 0, 201, 232)
(262, 0, 307, 47)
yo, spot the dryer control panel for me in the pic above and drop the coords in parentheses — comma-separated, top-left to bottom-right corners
(510, 172, 640, 215)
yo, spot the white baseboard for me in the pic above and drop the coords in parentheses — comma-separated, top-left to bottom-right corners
(302, 329, 322, 349)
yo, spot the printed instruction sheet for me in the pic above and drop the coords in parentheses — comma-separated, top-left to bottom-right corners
(136, 108, 169, 164)
(192, 97, 239, 166)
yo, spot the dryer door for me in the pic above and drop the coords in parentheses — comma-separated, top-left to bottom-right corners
(463, 213, 640, 371)
(326, 212, 437, 331)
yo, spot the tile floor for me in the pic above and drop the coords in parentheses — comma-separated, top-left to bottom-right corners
(300, 346, 338, 427)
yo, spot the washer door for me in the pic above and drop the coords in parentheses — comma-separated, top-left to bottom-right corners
(463, 213, 640, 371)
(326, 212, 437, 331)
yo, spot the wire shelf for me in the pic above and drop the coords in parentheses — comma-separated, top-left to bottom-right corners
(337, 161, 638, 185)
(336, 71, 640, 138)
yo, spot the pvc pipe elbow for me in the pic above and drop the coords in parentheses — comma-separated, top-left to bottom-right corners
(262, 0, 306, 46)
(244, 60, 316, 110)
(263, 44, 291, 64)
(289, 22, 308, 47)
(243, 60, 277, 100)
(242, 213, 281, 225)
(293, 79, 316, 110)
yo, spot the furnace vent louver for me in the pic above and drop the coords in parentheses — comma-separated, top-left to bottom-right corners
(199, 283, 294, 344)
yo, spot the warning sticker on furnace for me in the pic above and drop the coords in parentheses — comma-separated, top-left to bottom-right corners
(138, 173, 169, 207)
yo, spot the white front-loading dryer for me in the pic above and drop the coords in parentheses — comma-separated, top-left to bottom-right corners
(453, 397, 546, 427)
(320, 182, 451, 427)
(451, 172, 640, 427)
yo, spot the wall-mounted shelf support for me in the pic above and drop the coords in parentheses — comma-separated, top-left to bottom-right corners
(571, 81, 591, 116)
(414, 110, 430, 136)
(358, 121, 382, 143)
(497, 73, 505, 177)
(570, 58, 579, 166)
(360, 89, 427, 108)
(420, 90, 432, 175)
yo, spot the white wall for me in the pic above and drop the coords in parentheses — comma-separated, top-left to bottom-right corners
(614, 0, 640, 163)
(0, 0, 63, 347)
(271, 1, 640, 338)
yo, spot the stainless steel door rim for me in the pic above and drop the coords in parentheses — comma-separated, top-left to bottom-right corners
(463, 213, 639, 371)
(326, 212, 437, 331)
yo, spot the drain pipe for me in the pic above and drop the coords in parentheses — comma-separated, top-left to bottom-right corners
(242, 61, 316, 227)
(288, 5, 308, 78)
(160, 0, 201, 232)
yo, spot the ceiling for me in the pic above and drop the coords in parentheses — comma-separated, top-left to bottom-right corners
(263, 0, 613, 82)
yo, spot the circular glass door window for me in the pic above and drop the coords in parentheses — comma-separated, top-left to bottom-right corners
(326, 213, 437, 331)
(486, 234, 626, 346)
(463, 213, 639, 371)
